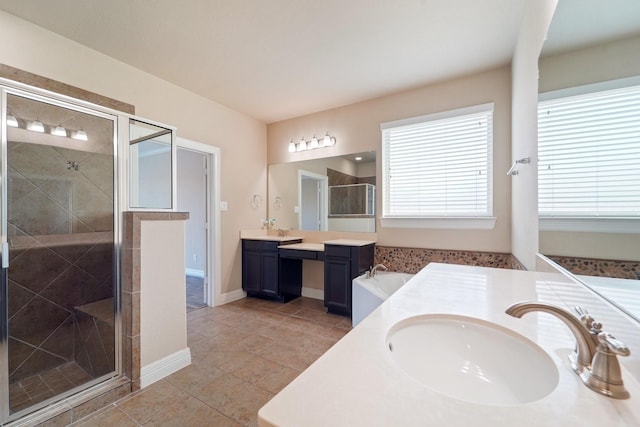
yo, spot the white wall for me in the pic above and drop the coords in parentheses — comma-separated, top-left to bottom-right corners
(138, 150, 172, 208)
(0, 11, 267, 294)
(140, 220, 187, 368)
(510, 0, 557, 269)
(177, 148, 207, 274)
(268, 66, 514, 253)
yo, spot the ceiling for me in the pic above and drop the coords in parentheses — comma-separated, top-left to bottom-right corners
(0, 0, 530, 123)
(2, 1, 639, 123)
(541, 0, 640, 56)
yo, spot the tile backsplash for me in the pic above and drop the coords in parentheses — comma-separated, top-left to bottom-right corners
(375, 245, 524, 273)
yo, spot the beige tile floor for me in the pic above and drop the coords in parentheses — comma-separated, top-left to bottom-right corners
(72, 297, 352, 426)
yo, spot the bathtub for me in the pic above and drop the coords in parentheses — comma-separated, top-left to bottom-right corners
(352, 271, 415, 327)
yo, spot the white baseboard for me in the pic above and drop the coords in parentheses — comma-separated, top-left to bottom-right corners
(140, 348, 191, 389)
(185, 268, 205, 278)
(217, 288, 246, 305)
(302, 287, 324, 300)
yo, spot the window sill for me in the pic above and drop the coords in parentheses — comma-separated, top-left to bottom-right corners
(539, 217, 640, 234)
(380, 216, 496, 230)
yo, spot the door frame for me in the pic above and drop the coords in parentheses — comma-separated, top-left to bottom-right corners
(176, 138, 221, 307)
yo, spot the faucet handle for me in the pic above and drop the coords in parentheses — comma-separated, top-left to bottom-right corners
(598, 332, 630, 357)
(574, 305, 589, 317)
(583, 331, 631, 399)
(575, 305, 599, 330)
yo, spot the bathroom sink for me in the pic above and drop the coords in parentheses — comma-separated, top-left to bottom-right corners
(385, 314, 559, 406)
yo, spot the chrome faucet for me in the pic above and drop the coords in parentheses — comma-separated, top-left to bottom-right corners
(506, 302, 630, 399)
(506, 301, 596, 373)
(367, 264, 388, 278)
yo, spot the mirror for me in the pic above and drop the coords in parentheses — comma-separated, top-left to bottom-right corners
(268, 152, 376, 232)
(538, 0, 640, 320)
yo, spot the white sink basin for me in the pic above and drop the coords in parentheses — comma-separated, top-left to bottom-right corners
(385, 314, 559, 406)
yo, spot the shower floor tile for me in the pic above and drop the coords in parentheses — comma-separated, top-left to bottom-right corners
(9, 361, 93, 414)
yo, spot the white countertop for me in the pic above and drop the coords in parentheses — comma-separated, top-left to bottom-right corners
(241, 235, 304, 242)
(278, 242, 325, 251)
(258, 263, 640, 427)
(323, 238, 376, 246)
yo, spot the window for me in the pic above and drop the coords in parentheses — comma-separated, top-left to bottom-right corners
(380, 104, 494, 229)
(538, 81, 640, 232)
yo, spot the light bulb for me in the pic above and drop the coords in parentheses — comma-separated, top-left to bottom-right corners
(6, 115, 18, 127)
(298, 137, 307, 151)
(51, 124, 67, 137)
(27, 119, 45, 133)
(72, 129, 88, 141)
(309, 135, 319, 149)
(323, 133, 332, 147)
(288, 139, 296, 153)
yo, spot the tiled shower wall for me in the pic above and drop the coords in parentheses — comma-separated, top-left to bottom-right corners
(7, 137, 114, 384)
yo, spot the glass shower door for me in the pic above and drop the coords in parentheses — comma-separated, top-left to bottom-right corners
(1, 91, 117, 419)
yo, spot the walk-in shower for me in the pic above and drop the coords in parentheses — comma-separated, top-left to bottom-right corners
(1, 88, 119, 422)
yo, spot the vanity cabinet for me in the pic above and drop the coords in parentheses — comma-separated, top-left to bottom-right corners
(242, 238, 302, 301)
(324, 243, 375, 315)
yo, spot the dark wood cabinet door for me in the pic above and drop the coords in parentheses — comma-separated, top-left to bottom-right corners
(261, 252, 279, 296)
(324, 257, 351, 313)
(242, 250, 262, 293)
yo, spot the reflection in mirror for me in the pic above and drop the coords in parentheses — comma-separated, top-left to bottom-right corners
(268, 152, 376, 232)
(537, 0, 640, 321)
(129, 119, 174, 209)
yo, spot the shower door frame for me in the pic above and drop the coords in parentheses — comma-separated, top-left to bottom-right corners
(0, 79, 123, 424)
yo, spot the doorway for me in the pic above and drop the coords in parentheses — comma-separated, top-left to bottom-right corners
(298, 170, 328, 231)
(176, 138, 220, 309)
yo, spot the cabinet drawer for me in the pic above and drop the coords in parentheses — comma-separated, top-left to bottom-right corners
(242, 239, 279, 252)
(325, 244, 352, 258)
(279, 248, 319, 260)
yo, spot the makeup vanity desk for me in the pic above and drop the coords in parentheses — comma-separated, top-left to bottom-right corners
(241, 237, 375, 315)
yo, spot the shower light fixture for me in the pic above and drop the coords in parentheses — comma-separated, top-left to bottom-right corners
(51, 124, 68, 137)
(72, 129, 88, 141)
(289, 132, 336, 152)
(6, 115, 18, 127)
(27, 118, 45, 133)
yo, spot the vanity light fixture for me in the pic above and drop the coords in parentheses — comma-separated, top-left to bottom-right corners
(288, 132, 337, 152)
(6, 115, 18, 127)
(51, 124, 68, 137)
(27, 118, 45, 133)
(72, 129, 88, 141)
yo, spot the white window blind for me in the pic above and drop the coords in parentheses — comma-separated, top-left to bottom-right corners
(381, 104, 493, 218)
(538, 84, 640, 218)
